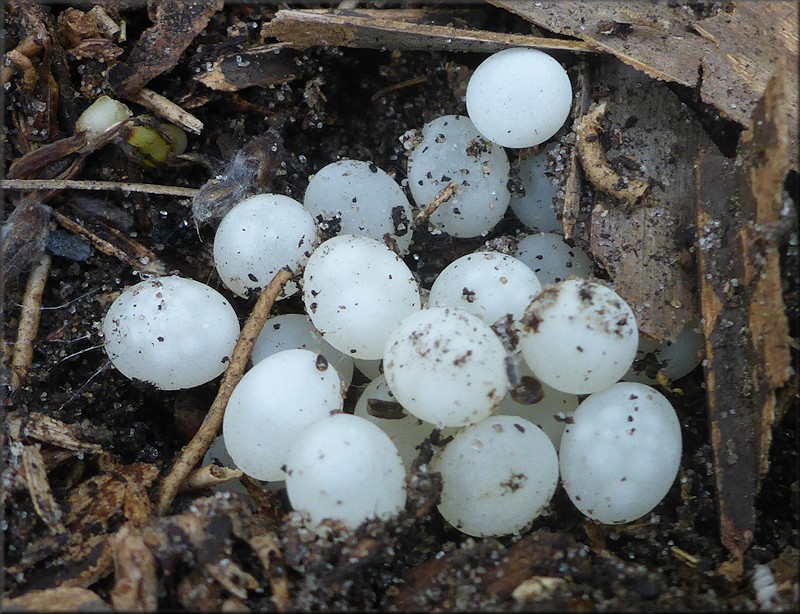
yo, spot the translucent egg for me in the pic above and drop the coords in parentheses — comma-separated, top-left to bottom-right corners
(222, 348, 343, 481)
(466, 48, 573, 148)
(302, 235, 421, 359)
(559, 382, 682, 524)
(624, 319, 705, 384)
(496, 360, 579, 450)
(354, 374, 435, 469)
(432, 415, 559, 537)
(407, 115, 510, 238)
(515, 232, 593, 284)
(519, 280, 638, 394)
(103, 276, 240, 390)
(285, 413, 407, 529)
(303, 160, 414, 253)
(509, 146, 562, 233)
(253, 313, 354, 391)
(428, 251, 542, 326)
(383, 307, 509, 428)
(213, 194, 319, 298)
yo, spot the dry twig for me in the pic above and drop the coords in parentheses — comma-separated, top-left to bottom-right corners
(10, 252, 52, 392)
(179, 464, 244, 493)
(157, 269, 293, 515)
(2, 178, 199, 198)
(414, 182, 458, 225)
(124, 87, 204, 135)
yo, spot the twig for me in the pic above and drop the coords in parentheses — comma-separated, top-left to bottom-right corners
(157, 269, 292, 515)
(370, 75, 428, 101)
(576, 101, 651, 207)
(9, 252, 52, 392)
(1, 178, 198, 198)
(179, 464, 243, 493)
(52, 210, 166, 275)
(125, 87, 204, 135)
(414, 182, 457, 225)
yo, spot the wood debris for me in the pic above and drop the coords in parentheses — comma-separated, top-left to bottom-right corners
(1, 587, 112, 612)
(195, 43, 302, 92)
(264, 8, 595, 54)
(695, 64, 793, 566)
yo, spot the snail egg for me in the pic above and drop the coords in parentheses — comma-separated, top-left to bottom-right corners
(509, 146, 562, 233)
(285, 413, 407, 529)
(559, 382, 682, 524)
(466, 48, 573, 148)
(407, 115, 510, 238)
(102, 276, 239, 390)
(624, 319, 705, 384)
(302, 234, 421, 360)
(432, 415, 559, 537)
(383, 307, 509, 428)
(515, 232, 593, 285)
(213, 194, 319, 298)
(428, 251, 542, 326)
(223, 348, 343, 482)
(519, 279, 638, 394)
(303, 160, 414, 253)
(253, 313, 354, 391)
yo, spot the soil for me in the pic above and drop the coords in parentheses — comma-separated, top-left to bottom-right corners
(3, 2, 798, 612)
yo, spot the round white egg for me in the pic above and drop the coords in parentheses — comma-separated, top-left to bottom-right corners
(222, 348, 343, 481)
(285, 413, 407, 529)
(496, 360, 579, 450)
(303, 160, 414, 253)
(407, 115, 510, 238)
(428, 251, 542, 326)
(466, 47, 573, 148)
(519, 279, 638, 394)
(433, 415, 559, 537)
(509, 147, 562, 233)
(624, 319, 705, 384)
(354, 374, 435, 469)
(559, 382, 683, 524)
(253, 313, 354, 391)
(302, 234, 421, 359)
(103, 276, 240, 390)
(515, 232, 593, 284)
(213, 193, 319, 298)
(383, 307, 509, 428)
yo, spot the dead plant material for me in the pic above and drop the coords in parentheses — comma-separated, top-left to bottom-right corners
(576, 101, 651, 207)
(109, 523, 159, 612)
(22, 443, 66, 535)
(2, 178, 199, 198)
(562, 61, 591, 240)
(179, 464, 244, 493)
(1, 587, 112, 612)
(371, 75, 428, 101)
(2, 36, 42, 87)
(264, 8, 596, 54)
(195, 43, 302, 92)
(414, 182, 458, 225)
(492, 0, 799, 167)
(108, 0, 224, 97)
(9, 252, 51, 392)
(695, 64, 793, 564)
(5, 411, 104, 456)
(124, 87, 204, 135)
(157, 268, 292, 515)
(1, 197, 52, 285)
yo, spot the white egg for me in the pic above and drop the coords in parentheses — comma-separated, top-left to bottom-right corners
(222, 348, 343, 481)
(354, 374, 435, 469)
(519, 279, 638, 394)
(515, 232, 593, 284)
(383, 307, 509, 428)
(432, 415, 559, 537)
(302, 235, 421, 360)
(466, 47, 573, 148)
(496, 360, 579, 450)
(253, 313, 354, 391)
(285, 413, 407, 528)
(102, 276, 240, 390)
(213, 194, 319, 298)
(509, 146, 562, 233)
(303, 160, 414, 253)
(559, 382, 682, 524)
(624, 319, 705, 384)
(407, 115, 510, 238)
(428, 251, 542, 326)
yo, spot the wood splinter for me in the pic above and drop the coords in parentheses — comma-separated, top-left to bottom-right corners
(414, 182, 457, 225)
(576, 100, 651, 207)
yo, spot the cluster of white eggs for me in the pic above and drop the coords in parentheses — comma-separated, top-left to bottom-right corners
(103, 48, 699, 535)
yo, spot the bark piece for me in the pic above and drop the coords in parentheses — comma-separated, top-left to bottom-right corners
(22, 443, 66, 535)
(195, 43, 302, 92)
(110, 524, 159, 612)
(2, 587, 112, 612)
(694, 65, 793, 563)
(109, 0, 224, 96)
(263, 8, 595, 54)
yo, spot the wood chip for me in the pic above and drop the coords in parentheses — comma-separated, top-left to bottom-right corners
(195, 43, 302, 92)
(6, 411, 104, 455)
(694, 64, 793, 564)
(22, 444, 66, 535)
(179, 464, 244, 493)
(264, 8, 595, 54)
(110, 524, 159, 612)
(2, 587, 112, 612)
